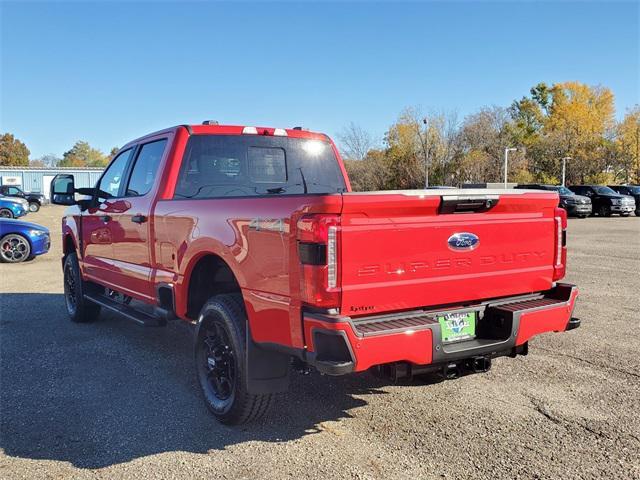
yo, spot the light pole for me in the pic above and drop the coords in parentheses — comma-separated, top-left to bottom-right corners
(561, 156, 571, 186)
(422, 117, 430, 188)
(503, 147, 517, 188)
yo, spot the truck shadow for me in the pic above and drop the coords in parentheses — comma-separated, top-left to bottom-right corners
(0, 293, 399, 469)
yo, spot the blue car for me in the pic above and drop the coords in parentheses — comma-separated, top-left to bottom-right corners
(0, 196, 28, 219)
(0, 219, 50, 263)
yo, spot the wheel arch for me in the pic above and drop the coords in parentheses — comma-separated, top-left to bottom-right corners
(62, 232, 77, 260)
(180, 252, 244, 321)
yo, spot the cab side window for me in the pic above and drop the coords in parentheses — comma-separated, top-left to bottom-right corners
(97, 149, 133, 200)
(126, 139, 167, 197)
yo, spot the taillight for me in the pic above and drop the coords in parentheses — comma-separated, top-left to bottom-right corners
(297, 214, 340, 309)
(553, 207, 567, 281)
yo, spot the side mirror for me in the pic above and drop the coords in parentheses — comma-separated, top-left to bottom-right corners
(50, 174, 76, 205)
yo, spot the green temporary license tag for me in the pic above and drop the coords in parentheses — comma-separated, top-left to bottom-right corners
(437, 312, 476, 343)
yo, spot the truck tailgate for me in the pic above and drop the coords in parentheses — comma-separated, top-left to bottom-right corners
(339, 189, 561, 316)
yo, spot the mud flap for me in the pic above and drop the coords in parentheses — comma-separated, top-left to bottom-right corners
(245, 330, 290, 395)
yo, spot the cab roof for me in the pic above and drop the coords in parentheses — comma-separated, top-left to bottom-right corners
(127, 124, 331, 148)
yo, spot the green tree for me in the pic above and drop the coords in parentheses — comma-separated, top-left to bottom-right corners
(0, 133, 30, 166)
(59, 141, 108, 167)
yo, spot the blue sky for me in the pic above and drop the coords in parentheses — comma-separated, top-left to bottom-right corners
(1, 1, 638, 159)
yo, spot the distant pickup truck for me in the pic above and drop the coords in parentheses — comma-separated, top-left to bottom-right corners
(51, 123, 580, 424)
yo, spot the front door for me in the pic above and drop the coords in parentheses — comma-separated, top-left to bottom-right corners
(107, 137, 169, 302)
(82, 148, 134, 286)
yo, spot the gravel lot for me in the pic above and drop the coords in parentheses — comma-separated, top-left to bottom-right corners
(1, 206, 639, 479)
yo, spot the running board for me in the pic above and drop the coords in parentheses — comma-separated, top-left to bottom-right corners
(84, 293, 165, 327)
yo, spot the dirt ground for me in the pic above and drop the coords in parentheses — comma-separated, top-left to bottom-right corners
(1, 206, 639, 479)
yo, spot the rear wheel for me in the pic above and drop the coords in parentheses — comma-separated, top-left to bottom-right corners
(28, 202, 40, 212)
(0, 208, 14, 218)
(195, 294, 274, 424)
(598, 205, 611, 217)
(0, 234, 31, 263)
(63, 252, 101, 322)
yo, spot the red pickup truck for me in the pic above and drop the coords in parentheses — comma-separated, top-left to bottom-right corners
(51, 123, 580, 424)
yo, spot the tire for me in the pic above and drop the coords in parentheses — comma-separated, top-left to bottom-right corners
(28, 202, 40, 212)
(0, 208, 14, 219)
(598, 205, 611, 217)
(0, 234, 31, 263)
(621, 213, 630, 217)
(195, 294, 274, 425)
(63, 252, 101, 323)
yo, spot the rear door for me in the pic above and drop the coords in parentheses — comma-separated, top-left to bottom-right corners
(338, 190, 560, 316)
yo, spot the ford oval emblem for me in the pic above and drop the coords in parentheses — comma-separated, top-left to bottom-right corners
(447, 232, 479, 251)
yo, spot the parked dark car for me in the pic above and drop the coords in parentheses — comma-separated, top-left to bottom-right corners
(514, 184, 592, 217)
(0, 185, 45, 212)
(608, 185, 640, 216)
(568, 185, 635, 217)
(0, 218, 50, 263)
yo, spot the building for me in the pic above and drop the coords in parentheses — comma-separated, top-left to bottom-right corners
(0, 166, 104, 200)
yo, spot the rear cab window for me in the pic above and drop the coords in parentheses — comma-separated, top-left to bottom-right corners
(174, 135, 346, 199)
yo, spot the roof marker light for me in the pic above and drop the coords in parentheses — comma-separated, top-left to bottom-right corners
(242, 126, 258, 134)
(273, 128, 288, 136)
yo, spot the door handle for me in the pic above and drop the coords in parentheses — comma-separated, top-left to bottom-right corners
(131, 215, 147, 224)
(100, 215, 112, 223)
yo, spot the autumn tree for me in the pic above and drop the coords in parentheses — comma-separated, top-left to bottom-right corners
(343, 149, 389, 191)
(455, 106, 520, 184)
(108, 147, 120, 161)
(384, 109, 425, 189)
(339, 82, 633, 191)
(59, 141, 108, 167)
(337, 123, 376, 161)
(0, 133, 30, 166)
(616, 106, 640, 183)
(31, 154, 61, 168)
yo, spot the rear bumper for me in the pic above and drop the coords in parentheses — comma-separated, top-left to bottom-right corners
(303, 283, 579, 375)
